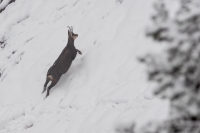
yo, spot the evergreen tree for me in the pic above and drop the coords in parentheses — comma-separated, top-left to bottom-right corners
(138, 0, 200, 132)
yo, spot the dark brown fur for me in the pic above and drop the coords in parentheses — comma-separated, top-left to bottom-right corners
(42, 27, 82, 97)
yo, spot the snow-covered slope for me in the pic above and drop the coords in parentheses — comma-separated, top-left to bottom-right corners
(0, 0, 169, 133)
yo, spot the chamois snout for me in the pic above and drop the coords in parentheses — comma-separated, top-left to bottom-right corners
(72, 33, 78, 40)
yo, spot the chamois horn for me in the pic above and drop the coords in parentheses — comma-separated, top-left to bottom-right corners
(68, 26, 72, 32)
(71, 26, 73, 32)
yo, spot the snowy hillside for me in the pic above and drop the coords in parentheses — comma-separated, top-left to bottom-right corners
(0, 0, 169, 133)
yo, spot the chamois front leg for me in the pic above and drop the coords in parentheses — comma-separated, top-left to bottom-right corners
(76, 49, 82, 55)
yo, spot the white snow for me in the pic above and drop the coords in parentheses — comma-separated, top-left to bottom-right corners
(0, 0, 170, 133)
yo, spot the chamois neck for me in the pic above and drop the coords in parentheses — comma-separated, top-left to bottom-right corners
(68, 37, 74, 42)
(67, 37, 75, 47)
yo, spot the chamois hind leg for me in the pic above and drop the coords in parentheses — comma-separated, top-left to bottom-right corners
(42, 76, 50, 93)
(46, 79, 58, 98)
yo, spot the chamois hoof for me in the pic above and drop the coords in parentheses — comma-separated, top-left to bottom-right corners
(46, 93, 49, 98)
(78, 51, 82, 55)
(42, 88, 46, 94)
(41, 90, 45, 94)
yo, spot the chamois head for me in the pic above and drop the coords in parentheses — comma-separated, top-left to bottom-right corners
(68, 26, 78, 40)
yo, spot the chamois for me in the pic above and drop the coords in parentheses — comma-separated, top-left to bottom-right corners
(42, 26, 82, 98)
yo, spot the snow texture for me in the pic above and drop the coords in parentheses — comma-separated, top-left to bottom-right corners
(0, 0, 169, 133)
